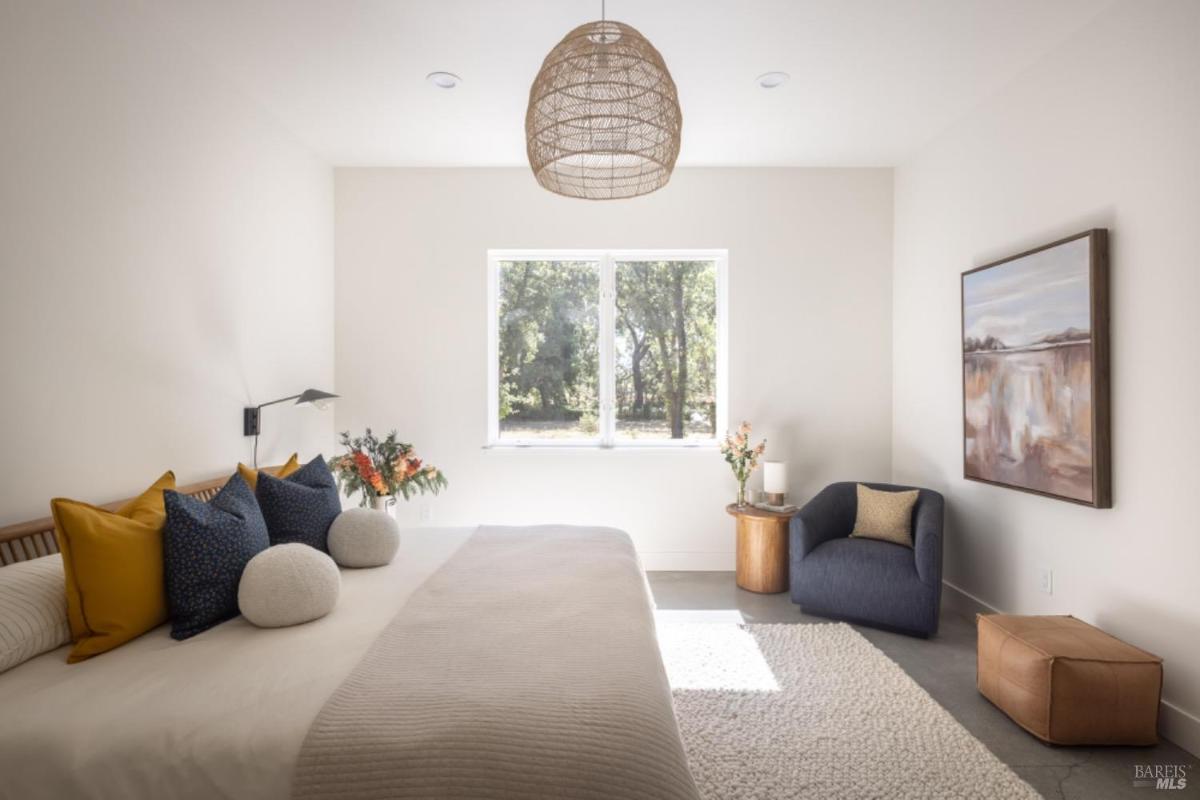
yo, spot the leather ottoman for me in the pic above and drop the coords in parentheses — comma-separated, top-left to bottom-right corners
(977, 614, 1162, 745)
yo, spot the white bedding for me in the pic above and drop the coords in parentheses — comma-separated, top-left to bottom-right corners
(0, 528, 475, 800)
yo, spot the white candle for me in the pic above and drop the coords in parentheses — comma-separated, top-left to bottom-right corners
(764, 461, 788, 494)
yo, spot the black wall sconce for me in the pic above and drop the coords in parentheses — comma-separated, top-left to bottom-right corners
(244, 388, 338, 466)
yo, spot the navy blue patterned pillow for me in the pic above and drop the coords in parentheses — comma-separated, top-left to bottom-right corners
(163, 473, 269, 640)
(256, 455, 341, 552)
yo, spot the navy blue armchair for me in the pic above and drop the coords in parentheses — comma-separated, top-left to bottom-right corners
(789, 482, 944, 637)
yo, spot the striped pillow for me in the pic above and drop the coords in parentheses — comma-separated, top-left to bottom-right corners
(0, 556, 71, 673)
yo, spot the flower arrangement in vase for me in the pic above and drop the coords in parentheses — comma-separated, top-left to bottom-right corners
(720, 421, 766, 508)
(330, 429, 448, 511)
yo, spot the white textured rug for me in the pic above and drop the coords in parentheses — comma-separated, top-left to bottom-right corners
(659, 622, 1040, 800)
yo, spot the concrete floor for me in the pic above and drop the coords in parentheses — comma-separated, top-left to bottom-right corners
(646, 571, 1198, 800)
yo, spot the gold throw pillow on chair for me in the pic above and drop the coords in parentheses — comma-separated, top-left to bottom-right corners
(849, 483, 919, 548)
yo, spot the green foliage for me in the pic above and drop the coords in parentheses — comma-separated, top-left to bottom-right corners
(329, 428, 448, 507)
(498, 261, 599, 424)
(615, 261, 717, 437)
(497, 259, 718, 439)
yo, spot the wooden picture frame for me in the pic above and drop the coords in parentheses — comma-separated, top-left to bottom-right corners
(961, 229, 1110, 507)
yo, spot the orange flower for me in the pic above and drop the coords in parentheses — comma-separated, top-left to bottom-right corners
(353, 451, 385, 491)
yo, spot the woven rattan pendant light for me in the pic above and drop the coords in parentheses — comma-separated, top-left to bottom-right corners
(525, 2, 681, 200)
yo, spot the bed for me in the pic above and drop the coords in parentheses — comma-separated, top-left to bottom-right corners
(0, 476, 699, 800)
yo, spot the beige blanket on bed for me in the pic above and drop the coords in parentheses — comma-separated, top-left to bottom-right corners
(292, 525, 700, 800)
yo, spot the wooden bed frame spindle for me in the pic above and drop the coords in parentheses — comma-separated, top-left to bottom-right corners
(0, 467, 286, 568)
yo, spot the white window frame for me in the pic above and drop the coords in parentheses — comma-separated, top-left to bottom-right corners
(487, 249, 729, 449)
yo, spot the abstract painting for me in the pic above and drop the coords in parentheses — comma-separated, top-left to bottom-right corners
(962, 230, 1110, 507)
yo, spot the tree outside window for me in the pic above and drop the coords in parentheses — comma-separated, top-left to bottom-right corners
(489, 251, 726, 447)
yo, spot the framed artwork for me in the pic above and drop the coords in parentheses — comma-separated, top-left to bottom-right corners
(961, 229, 1110, 507)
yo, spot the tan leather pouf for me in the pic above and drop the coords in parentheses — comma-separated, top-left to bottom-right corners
(977, 614, 1163, 745)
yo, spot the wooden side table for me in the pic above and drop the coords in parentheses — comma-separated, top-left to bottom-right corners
(726, 504, 798, 594)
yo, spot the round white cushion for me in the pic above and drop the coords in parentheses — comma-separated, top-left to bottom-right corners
(238, 544, 340, 628)
(327, 508, 400, 568)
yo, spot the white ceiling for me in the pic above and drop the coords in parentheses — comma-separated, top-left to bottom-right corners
(152, 0, 1112, 167)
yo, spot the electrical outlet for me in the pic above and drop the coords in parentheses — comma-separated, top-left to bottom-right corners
(419, 504, 433, 525)
(1038, 567, 1053, 595)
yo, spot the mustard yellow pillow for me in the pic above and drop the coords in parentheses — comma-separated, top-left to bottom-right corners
(237, 453, 300, 491)
(52, 471, 175, 662)
(849, 483, 919, 548)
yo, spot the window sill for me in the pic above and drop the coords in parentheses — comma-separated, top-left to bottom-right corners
(482, 442, 720, 452)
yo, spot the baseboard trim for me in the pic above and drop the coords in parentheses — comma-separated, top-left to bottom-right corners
(639, 551, 734, 571)
(1160, 701, 1200, 759)
(941, 579, 1001, 617)
(941, 580, 1200, 758)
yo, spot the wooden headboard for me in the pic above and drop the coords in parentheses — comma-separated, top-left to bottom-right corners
(0, 466, 287, 567)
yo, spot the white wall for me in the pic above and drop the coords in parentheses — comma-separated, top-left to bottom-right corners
(892, 0, 1200, 753)
(0, 1, 335, 523)
(335, 168, 893, 569)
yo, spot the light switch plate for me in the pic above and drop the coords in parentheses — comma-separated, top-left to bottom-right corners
(1038, 567, 1053, 595)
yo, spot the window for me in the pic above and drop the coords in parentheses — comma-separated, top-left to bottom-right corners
(488, 250, 727, 447)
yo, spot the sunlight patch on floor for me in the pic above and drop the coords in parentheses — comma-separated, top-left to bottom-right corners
(656, 620, 780, 692)
(654, 609, 746, 625)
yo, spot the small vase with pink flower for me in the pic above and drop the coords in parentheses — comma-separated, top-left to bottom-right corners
(719, 421, 766, 508)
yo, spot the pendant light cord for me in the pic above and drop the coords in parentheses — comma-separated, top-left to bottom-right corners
(601, 0, 605, 23)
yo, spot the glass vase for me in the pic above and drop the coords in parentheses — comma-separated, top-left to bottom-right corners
(736, 481, 748, 508)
